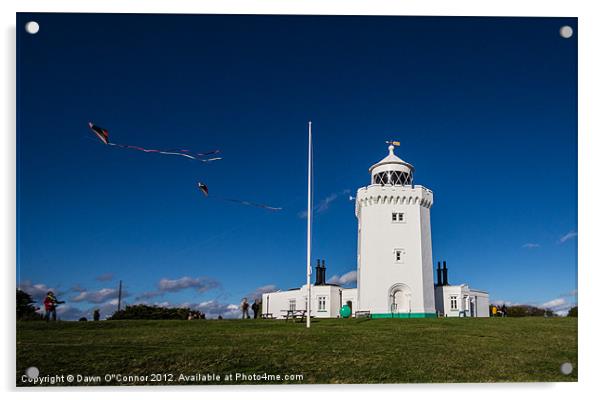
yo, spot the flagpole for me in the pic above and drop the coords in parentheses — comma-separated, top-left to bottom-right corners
(306, 121, 312, 328)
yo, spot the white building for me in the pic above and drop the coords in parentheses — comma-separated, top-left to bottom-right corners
(262, 144, 488, 319)
(261, 260, 357, 318)
(434, 261, 490, 317)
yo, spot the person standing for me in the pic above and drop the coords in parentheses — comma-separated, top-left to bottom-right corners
(251, 299, 260, 319)
(241, 298, 250, 319)
(43, 291, 64, 322)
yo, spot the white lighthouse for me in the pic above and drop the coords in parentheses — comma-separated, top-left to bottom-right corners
(355, 144, 436, 318)
(261, 138, 489, 320)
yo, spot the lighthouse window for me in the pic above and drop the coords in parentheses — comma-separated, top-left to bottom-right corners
(318, 296, 327, 311)
(394, 249, 405, 263)
(450, 296, 458, 310)
(392, 212, 405, 223)
(373, 171, 413, 186)
(289, 299, 296, 311)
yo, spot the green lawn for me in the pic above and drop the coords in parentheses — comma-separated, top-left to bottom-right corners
(16, 317, 577, 386)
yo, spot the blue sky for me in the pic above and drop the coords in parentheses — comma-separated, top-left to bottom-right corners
(16, 14, 577, 318)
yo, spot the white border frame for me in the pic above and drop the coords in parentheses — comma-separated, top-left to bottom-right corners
(3, 1, 600, 399)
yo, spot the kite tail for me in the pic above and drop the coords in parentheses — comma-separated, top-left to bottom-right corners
(215, 196, 283, 211)
(108, 142, 221, 162)
(168, 149, 221, 157)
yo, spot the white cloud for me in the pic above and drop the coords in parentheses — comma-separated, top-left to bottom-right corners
(327, 270, 357, 286)
(194, 300, 240, 319)
(540, 295, 576, 316)
(158, 276, 220, 293)
(18, 280, 61, 302)
(558, 230, 577, 244)
(543, 301, 574, 316)
(522, 243, 540, 249)
(541, 297, 567, 309)
(132, 276, 220, 301)
(70, 288, 125, 304)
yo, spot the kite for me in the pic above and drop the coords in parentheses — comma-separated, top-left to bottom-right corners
(88, 122, 222, 162)
(197, 182, 209, 197)
(89, 122, 109, 145)
(197, 182, 282, 211)
(88, 122, 282, 213)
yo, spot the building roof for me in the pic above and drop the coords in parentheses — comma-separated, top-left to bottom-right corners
(369, 145, 415, 173)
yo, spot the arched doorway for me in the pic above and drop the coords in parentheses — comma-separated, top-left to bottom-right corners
(389, 283, 412, 314)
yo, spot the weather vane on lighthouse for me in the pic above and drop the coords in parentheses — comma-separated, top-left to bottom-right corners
(385, 140, 400, 154)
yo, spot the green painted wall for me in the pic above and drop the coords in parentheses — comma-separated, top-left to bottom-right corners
(371, 313, 437, 319)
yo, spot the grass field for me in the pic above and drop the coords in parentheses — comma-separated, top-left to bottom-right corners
(16, 317, 577, 386)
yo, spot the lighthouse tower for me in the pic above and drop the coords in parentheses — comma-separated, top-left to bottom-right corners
(355, 144, 436, 318)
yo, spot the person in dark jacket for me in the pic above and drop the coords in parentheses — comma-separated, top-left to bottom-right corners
(251, 299, 260, 319)
(241, 298, 250, 319)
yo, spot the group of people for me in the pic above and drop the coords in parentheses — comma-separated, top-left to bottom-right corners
(187, 310, 206, 320)
(492, 304, 508, 317)
(240, 298, 260, 319)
